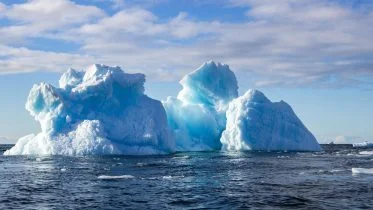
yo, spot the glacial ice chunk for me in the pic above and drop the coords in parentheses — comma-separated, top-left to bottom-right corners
(352, 141, 373, 148)
(163, 61, 238, 151)
(5, 64, 175, 155)
(221, 89, 321, 152)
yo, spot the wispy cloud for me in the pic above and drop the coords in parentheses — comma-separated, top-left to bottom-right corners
(0, 0, 373, 88)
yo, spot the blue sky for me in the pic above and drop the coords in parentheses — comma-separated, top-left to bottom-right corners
(0, 0, 373, 143)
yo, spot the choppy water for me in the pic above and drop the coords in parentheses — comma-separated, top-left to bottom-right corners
(0, 144, 372, 209)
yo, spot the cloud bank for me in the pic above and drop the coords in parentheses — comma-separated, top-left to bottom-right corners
(0, 0, 373, 88)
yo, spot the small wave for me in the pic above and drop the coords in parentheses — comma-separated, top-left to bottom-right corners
(35, 157, 51, 162)
(277, 155, 289, 159)
(162, 175, 184, 180)
(98, 175, 135, 180)
(172, 155, 190, 160)
(330, 169, 344, 173)
(136, 162, 147, 167)
(60, 168, 67, 172)
(351, 168, 373, 175)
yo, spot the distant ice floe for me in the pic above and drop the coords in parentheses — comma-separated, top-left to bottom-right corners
(98, 175, 135, 180)
(5, 61, 321, 155)
(353, 142, 373, 148)
(359, 151, 373, 156)
(351, 168, 373, 175)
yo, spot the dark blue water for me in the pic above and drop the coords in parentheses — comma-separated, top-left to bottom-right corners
(1, 144, 372, 209)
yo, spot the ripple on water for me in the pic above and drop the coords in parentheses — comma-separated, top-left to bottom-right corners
(0, 144, 373, 209)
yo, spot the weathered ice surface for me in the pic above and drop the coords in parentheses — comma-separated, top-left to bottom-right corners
(221, 90, 321, 152)
(5, 65, 174, 155)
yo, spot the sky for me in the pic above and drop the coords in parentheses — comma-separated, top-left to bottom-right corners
(0, 0, 372, 144)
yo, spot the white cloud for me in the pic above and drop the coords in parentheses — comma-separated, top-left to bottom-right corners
(169, 12, 203, 38)
(0, 2, 6, 13)
(244, 0, 349, 21)
(6, 0, 104, 25)
(0, 0, 104, 43)
(107, 0, 169, 9)
(79, 8, 163, 36)
(0, 0, 373, 88)
(0, 45, 96, 74)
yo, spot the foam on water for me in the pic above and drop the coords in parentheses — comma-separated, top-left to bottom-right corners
(98, 175, 135, 180)
(359, 151, 373, 156)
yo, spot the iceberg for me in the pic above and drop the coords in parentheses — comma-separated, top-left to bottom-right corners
(221, 89, 321, 152)
(5, 61, 321, 155)
(163, 61, 238, 151)
(5, 64, 175, 155)
(352, 141, 373, 148)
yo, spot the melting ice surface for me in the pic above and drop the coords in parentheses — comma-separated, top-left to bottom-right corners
(5, 61, 321, 155)
(163, 61, 238, 151)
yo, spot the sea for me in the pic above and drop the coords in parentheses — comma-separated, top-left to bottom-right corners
(0, 144, 372, 209)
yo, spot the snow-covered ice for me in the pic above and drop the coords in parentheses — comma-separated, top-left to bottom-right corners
(221, 89, 321, 151)
(5, 64, 174, 155)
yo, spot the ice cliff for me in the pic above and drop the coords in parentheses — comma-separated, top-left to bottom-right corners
(5, 61, 321, 155)
(4, 65, 174, 155)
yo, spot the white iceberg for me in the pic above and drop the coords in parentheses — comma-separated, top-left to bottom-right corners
(5, 61, 321, 155)
(163, 61, 238, 151)
(5, 64, 175, 155)
(221, 89, 321, 152)
(352, 141, 373, 148)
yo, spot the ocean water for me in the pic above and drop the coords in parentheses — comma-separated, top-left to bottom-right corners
(0, 144, 372, 209)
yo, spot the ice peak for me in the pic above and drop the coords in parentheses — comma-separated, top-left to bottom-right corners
(83, 64, 121, 82)
(59, 68, 83, 89)
(202, 60, 229, 69)
(178, 60, 238, 105)
(242, 89, 270, 104)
